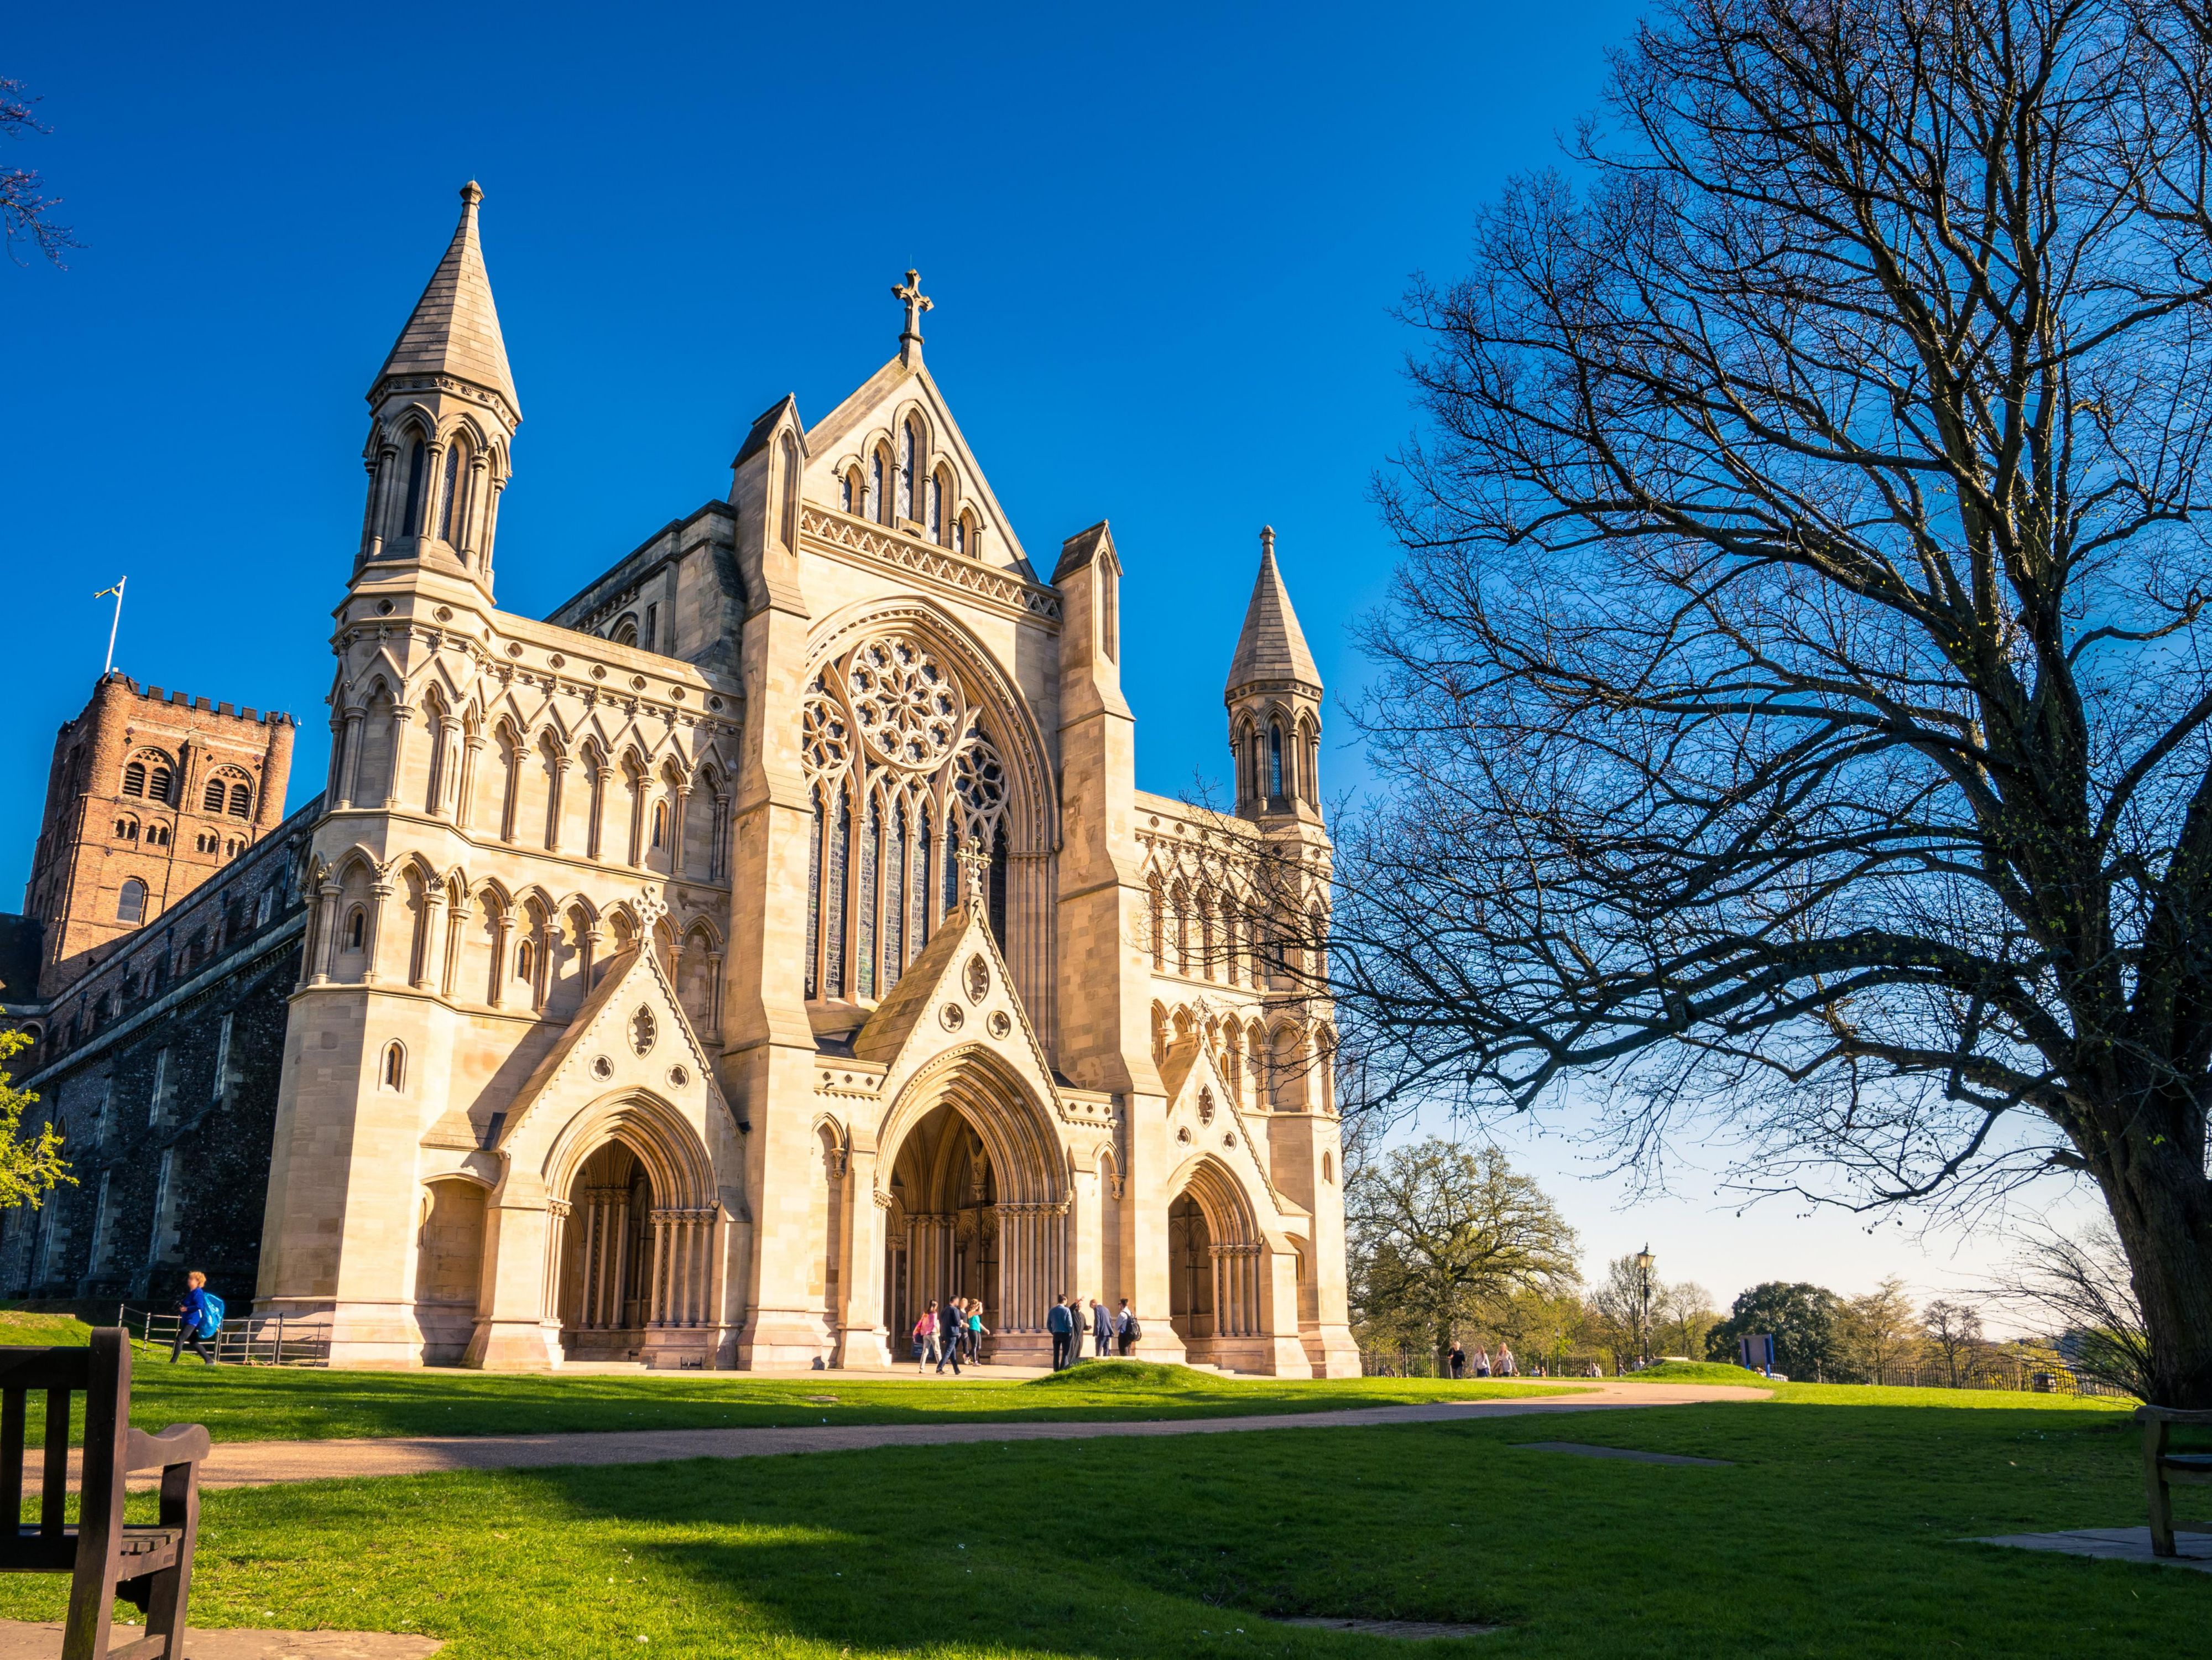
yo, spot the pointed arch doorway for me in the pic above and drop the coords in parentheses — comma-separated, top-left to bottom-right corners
(1167, 1159, 1265, 1367)
(544, 1095, 721, 1367)
(870, 1051, 1068, 1366)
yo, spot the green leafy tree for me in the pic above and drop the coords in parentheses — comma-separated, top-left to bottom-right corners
(1835, 1277, 1921, 1383)
(0, 1029, 69, 1209)
(1707, 1282, 1841, 1380)
(1347, 1138, 1580, 1362)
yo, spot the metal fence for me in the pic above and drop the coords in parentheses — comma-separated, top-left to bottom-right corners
(116, 1305, 325, 1366)
(1357, 1346, 2134, 1398)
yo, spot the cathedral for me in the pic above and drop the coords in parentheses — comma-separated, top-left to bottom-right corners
(0, 184, 1355, 1374)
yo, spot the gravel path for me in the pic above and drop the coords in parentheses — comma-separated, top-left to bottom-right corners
(109, 1381, 1761, 1490)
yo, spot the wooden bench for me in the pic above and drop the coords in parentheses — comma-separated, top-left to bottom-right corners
(2138, 1403, 2212, 1558)
(0, 1327, 210, 1659)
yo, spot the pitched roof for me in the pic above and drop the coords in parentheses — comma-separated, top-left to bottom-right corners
(373, 181, 521, 419)
(1052, 521, 1115, 583)
(1225, 528, 1321, 696)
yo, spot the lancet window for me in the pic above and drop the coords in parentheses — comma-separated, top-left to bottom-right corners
(801, 634, 1010, 1002)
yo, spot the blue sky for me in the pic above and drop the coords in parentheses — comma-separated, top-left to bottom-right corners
(3, 2, 2084, 1314)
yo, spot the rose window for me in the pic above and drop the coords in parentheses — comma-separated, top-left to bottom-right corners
(848, 638, 958, 769)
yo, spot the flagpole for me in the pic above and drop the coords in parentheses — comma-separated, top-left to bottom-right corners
(95, 576, 126, 675)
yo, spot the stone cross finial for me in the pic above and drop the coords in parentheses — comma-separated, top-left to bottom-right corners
(636, 880, 669, 933)
(893, 268, 933, 363)
(956, 842, 991, 914)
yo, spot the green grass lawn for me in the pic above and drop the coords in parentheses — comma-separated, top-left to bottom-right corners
(0, 1383, 2196, 1658)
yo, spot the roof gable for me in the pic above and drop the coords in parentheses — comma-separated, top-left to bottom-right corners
(802, 357, 1032, 577)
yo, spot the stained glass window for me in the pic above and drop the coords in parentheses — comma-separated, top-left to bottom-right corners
(806, 789, 822, 1000)
(858, 797, 879, 1000)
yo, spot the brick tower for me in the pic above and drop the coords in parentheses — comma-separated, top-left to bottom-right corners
(19, 672, 295, 998)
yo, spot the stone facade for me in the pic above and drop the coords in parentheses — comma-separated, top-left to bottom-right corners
(0, 187, 1356, 1375)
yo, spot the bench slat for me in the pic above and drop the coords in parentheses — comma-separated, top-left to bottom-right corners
(38, 1392, 66, 1540)
(0, 1391, 21, 1537)
(0, 1353, 90, 1393)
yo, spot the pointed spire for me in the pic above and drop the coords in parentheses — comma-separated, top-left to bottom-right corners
(1225, 525, 1322, 696)
(373, 181, 521, 421)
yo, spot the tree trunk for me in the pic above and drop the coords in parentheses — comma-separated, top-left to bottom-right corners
(2101, 1140, 2212, 1408)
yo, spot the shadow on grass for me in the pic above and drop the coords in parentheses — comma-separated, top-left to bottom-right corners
(4, 1397, 2195, 1658)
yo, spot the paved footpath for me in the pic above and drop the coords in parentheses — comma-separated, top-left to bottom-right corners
(102, 1382, 1761, 1490)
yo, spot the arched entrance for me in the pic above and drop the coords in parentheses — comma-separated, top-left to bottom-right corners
(1167, 1159, 1264, 1366)
(869, 1049, 1067, 1365)
(884, 1103, 1002, 1347)
(542, 1095, 721, 1366)
(560, 1144, 656, 1358)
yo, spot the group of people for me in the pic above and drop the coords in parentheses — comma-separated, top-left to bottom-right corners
(911, 1298, 990, 1373)
(1044, 1296, 1140, 1369)
(1445, 1340, 1520, 1379)
(910, 1295, 1144, 1372)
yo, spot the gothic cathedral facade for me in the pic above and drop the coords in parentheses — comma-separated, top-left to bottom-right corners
(13, 184, 1357, 1374)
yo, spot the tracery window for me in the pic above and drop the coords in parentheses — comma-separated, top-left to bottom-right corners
(801, 634, 1010, 1001)
(869, 450, 886, 524)
(898, 420, 920, 522)
(401, 438, 427, 538)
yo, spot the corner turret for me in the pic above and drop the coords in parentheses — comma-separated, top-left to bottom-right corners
(1225, 527, 1323, 824)
(353, 181, 520, 597)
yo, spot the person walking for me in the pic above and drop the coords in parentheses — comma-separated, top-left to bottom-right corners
(1447, 1342, 1466, 1379)
(935, 1297, 965, 1375)
(1047, 1294, 1075, 1371)
(1090, 1297, 1113, 1359)
(170, 1271, 220, 1365)
(1474, 1346, 1491, 1378)
(1115, 1300, 1140, 1356)
(1496, 1342, 1517, 1378)
(967, 1300, 989, 1364)
(912, 1304, 938, 1372)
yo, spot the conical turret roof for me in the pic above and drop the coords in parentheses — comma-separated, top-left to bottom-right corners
(373, 181, 520, 419)
(1225, 527, 1321, 696)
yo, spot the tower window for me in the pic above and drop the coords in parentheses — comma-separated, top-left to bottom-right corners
(229, 782, 252, 818)
(898, 421, 919, 521)
(651, 799, 670, 850)
(117, 878, 147, 924)
(439, 441, 462, 543)
(122, 762, 147, 797)
(203, 777, 226, 813)
(869, 450, 885, 523)
(345, 906, 367, 951)
(401, 438, 427, 537)
(644, 603, 659, 652)
(380, 1041, 406, 1091)
(1269, 724, 1285, 802)
(149, 766, 172, 803)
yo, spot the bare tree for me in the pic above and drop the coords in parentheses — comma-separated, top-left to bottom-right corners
(2, 79, 75, 267)
(1335, 0, 2212, 1405)
(1990, 1217, 2156, 1397)
(1921, 1297, 1989, 1387)
(1345, 1138, 1581, 1361)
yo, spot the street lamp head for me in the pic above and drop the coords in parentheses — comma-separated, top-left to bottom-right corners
(1634, 1245, 1654, 1273)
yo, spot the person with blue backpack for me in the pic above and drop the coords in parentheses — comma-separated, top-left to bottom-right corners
(170, 1270, 222, 1364)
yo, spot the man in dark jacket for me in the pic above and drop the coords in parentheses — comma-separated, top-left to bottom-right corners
(1047, 1295, 1075, 1370)
(935, 1297, 965, 1375)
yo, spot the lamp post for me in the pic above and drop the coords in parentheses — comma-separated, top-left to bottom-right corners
(1633, 1244, 1655, 1368)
